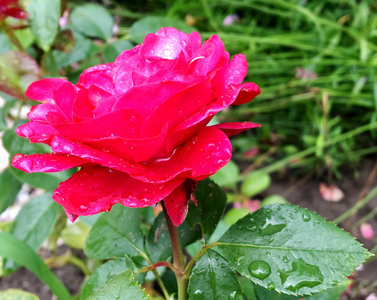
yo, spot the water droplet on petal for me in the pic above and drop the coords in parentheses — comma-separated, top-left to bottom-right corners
(204, 143, 216, 151)
(248, 261, 271, 280)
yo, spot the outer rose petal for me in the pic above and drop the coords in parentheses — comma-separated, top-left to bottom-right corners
(77, 63, 115, 95)
(26, 78, 67, 103)
(28, 103, 66, 122)
(53, 166, 185, 216)
(50, 136, 147, 177)
(164, 184, 189, 226)
(212, 122, 261, 137)
(143, 127, 232, 183)
(15, 122, 57, 143)
(12, 153, 87, 173)
(232, 82, 261, 105)
(53, 81, 77, 122)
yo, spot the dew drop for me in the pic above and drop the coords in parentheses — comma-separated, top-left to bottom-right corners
(228, 291, 242, 299)
(163, 49, 172, 58)
(248, 261, 271, 280)
(194, 289, 203, 295)
(79, 205, 88, 211)
(279, 258, 324, 293)
(302, 211, 311, 222)
(283, 255, 289, 263)
(267, 282, 276, 290)
(204, 143, 216, 151)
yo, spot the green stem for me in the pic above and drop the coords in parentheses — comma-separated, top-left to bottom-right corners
(0, 21, 24, 52)
(333, 185, 377, 224)
(162, 203, 187, 300)
(152, 269, 170, 300)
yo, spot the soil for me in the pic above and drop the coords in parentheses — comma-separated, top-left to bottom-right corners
(0, 158, 376, 300)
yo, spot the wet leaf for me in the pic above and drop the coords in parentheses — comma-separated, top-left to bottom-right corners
(146, 212, 201, 263)
(0, 51, 41, 100)
(241, 171, 271, 198)
(0, 289, 40, 300)
(129, 16, 195, 44)
(87, 270, 148, 300)
(10, 193, 60, 250)
(0, 233, 72, 299)
(52, 29, 75, 53)
(61, 222, 91, 249)
(85, 204, 145, 259)
(0, 168, 22, 214)
(27, 0, 61, 51)
(188, 249, 243, 300)
(71, 4, 113, 40)
(211, 160, 239, 189)
(81, 258, 145, 299)
(218, 204, 371, 296)
(186, 178, 227, 242)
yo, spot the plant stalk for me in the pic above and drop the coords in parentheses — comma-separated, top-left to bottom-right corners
(162, 202, 187, 300)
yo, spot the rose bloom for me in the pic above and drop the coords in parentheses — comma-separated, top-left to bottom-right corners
(12, 28, 260, 225)
(0, 0, 27, 21)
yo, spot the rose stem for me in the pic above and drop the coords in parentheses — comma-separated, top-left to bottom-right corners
(162, 202, 187, 300)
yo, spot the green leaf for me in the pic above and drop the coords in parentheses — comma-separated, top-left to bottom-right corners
(87, 270, 149, 300)
(0, 233, 72, 300)
(0, 289, 40, 300)
(261, 195, 288, 207)
(129, 16, 195, 44)
(2, 129, 74, 190)
(0, 51, 41, 100)
(0, 168, 22, 214)
(186, 178, 227, 242)
(188, 249, 243, 300)
(4, 193, 60, 273)
(224, 208, 250, 226)
(27, 0, 61, 51)
(241, 172, 271, 198)
(10, 193, 60, 250)
(305, 279, 351, 300)
(0, 33, 12, 55)
(218, 204, 371, 296)
(71, 4, 113, 40)
(0, 99, 17, 131)
(61, 222, 91, 249)
(103, 40, 134, 63)
(81, 258, 145, 299)
(211, 160, 240, 189)
(146, 212, 201, 263)
(85, 204, 145, 259)
(52, 31, 94, 69)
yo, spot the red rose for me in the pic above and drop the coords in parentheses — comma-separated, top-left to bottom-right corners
(0, 0, 27, 21)
(12, 28, 260, 225)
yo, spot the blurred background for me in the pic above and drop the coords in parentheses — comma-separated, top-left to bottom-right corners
(0, 0, 377, 299)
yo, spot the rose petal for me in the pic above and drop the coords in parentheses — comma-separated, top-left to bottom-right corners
(140, 33, 183, 60)
(26, 78, 67, 103)
(53, 166, 184, 216)
(53, 81, 77, 122)
(231, 82, 261, 105)
(53, 109, 145, 141)
(164, 183, 189, 226)
(51, 136, 147, 176)
(141, 80, 212, 137)
(15, 122, 57, 143)
(84, 123, 169, 162)
(72, 89, 94, 121)
(12, 153, 86, 173)
(143, 127, 231, 182)
(112, 81, 191, 116)
(77, 63, 115, 95)
(28, 103, 66, 122)
(211, 122, 261, 137)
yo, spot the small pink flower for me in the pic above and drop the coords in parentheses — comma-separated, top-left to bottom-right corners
(12, 28, 261, 226)
(223, 14, 240, 26)
(360, 223, 375, 240)
(319, 182, 344, 202)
